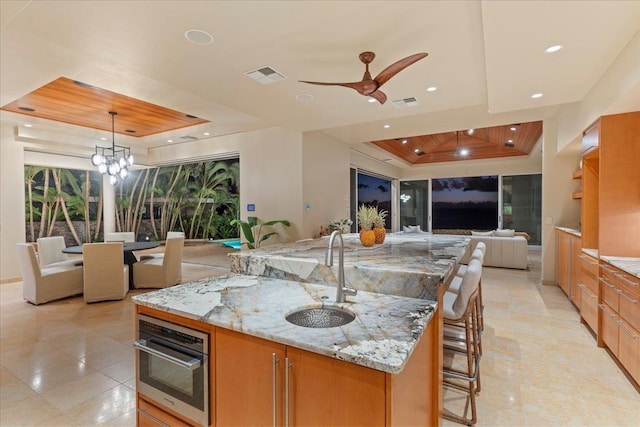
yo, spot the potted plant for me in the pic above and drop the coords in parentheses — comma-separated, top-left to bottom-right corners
(373, 208, 388, 244)
(328, 218, 353, 234)
(356, 205, 376, 247)
(230, 216, 291, 249)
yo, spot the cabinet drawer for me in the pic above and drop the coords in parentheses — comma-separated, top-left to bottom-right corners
(615, 271, 639, 296)
(619, 288, 640, 332)
(579, 284, 599, 335)
(138, 396, 194, 427)
(599, 304, 619, 356)
(579, 255, 599, 294)
(618, 319, 640, 385)
(599, 276, 619, 312)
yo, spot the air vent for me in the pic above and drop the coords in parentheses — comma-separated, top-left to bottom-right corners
(415, 151, 425, 156)
(505, 142, 515, 147)
(392, 97, 420, 108)
(180, 135, 198, 141)
(244, 66, 286, 85)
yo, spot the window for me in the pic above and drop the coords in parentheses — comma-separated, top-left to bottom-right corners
(399, 180, 429, 230)
(351, 170, 392, 230)
(432, 176, 498, 231)
(502, 174, 541, 245)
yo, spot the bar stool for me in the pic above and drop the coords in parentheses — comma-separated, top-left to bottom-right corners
(454, 242, 486, 333)
(442, 258, 482, 426)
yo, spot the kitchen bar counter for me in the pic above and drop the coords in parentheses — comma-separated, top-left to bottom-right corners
(229, 233, 470, 300)
(133, 274, 436, 374)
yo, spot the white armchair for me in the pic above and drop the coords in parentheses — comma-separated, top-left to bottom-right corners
(16, 243, 83, 305)
(37, 236, 82, 267)
(82, 242, 129, 303)
(133, 236, 184, 288)
(104, 232, 135, 242)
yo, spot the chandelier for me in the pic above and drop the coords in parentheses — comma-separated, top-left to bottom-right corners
(91, 111, 134, 185)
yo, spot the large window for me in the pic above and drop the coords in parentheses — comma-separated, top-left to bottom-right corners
(399, 180, 429, 230)
(432, 176, 498, 231)
(351, 171, 392, 230)
(503, 174, 541, 245)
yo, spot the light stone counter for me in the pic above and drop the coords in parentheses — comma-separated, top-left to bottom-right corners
(600, 256, 640, 279)
(132, 275, 436, 374)
(555, 226, 582, 237)
(229, 233, 470, 301)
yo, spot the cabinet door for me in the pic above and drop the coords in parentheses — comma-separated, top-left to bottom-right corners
(579, 284, 599, 335)
(215, 328, 286, 427)
(286, 346, 385, 426)
(570, 236, 582, 308)
(557, 231, 570, 295)
(618, 319, 640, 385)
(599, 304, 619, 356)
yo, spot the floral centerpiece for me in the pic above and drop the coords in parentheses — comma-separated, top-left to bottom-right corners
(328, 218, 353, 234)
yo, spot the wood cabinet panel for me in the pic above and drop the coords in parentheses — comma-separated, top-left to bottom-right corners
(579, 254, 599, 295)
(598, 111, 640, 257)
(557, 231, 570, 295)
(599, 304, 619, 356)
(579, 284, 599, 335)
(618, 319, 640, 384)
(570, 236, 582, 308)
(215, 328, 285, 427)
(287, 346, 385, 426)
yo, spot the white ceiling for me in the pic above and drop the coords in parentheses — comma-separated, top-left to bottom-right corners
(1, 0, 639, 169)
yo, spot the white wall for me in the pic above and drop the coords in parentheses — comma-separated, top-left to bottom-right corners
(1, 115, 26, 281)
(301, 131, 351, 238)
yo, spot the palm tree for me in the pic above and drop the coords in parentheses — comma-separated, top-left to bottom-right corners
(24, 166, 45, 242)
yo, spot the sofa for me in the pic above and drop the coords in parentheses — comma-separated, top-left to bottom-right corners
(459, 229, 528, 269)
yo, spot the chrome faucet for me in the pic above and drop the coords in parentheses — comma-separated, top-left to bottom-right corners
(326, 230, 357, 303)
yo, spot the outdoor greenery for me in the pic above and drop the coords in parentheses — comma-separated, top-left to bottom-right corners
(24, 159, 240, 244)
(230, 217, 291, 249)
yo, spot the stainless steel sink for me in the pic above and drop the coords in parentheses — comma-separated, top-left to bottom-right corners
(285, 305, 355, 328)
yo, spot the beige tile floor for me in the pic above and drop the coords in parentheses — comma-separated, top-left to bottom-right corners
(1, 245, 638, 426)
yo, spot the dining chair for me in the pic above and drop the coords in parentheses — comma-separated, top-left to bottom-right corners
(166, 231, 185, 239)
(138, 232, 184, 261)
(133, 236, 184, 288)
(15, 243, 84, 305)
(36, 236, 83, 267)
(104, 232, 135, 242)
(82, 242, 129, 303)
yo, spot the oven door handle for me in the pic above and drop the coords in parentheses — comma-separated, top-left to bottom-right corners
(133, 338, 202, 370)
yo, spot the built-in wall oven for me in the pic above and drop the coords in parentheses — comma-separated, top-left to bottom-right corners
(134, 314, 209, 426)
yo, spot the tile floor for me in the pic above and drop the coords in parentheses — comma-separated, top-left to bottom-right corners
(1, 245, 639, 426)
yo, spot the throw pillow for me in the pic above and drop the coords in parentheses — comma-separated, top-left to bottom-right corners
(494, 229, 515, 237)
(471, 230, 494, 236)
(403, 225, 422, 233)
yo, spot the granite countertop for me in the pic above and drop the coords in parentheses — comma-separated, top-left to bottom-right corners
(228, 233, 470, 301)
(582, 248, 599, 259)
(600, 256, 640, 279)
(556, 226, 582, 237)
(132, 274, 436, 374)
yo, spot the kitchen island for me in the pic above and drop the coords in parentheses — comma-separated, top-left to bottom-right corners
(133, 234, 470, 426)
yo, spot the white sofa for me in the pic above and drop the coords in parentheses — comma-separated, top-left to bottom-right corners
(460, 231, 528, 269)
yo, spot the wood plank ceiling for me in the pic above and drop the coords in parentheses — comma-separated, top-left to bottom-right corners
(0, 77, 209, 137)
(371, 121, 542, 164)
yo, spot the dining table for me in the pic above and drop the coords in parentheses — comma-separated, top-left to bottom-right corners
(63, 241, 160, 288)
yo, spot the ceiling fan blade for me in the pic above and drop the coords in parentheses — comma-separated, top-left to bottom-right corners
(373, 52, 428, 88)
(299, 80, 373, 95)
(369, 90, 387, 105)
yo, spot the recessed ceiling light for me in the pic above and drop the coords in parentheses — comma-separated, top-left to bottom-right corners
(24, 124, 32, 128)
(426, 86, 437, 92)
(296, 94, 314, 102)
(184, 29, 213, 45)
(459, 148, 469, 156)
(100, 137, 107, 141)
(467, 129, 474, 135)
(531, 93, 543, 99)
(167, 139, 173, 143)
(203, 132, 210, 136)
(414, 148, 420, 153)
(402, 139, 408, 144)
(510, 126, 517, 131)
(368, 98, 377, 103)
(545, 44, 563, 53)
(383, 124, 390, 129)
(508, 139, 513, 143)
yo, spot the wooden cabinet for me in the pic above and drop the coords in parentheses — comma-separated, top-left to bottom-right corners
(578, 253, 599, 335)
(556, 229, 582, 308)
(215, 325, 437, 426)
(557, 231, 570, 296)
(598, 261, 640, 385)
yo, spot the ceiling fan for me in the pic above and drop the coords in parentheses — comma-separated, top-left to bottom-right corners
(299, 51, 428, 104)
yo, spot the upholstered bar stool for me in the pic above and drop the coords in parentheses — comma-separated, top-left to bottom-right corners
(454, 242, 486, 332)
(442, 259, 482, 426)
